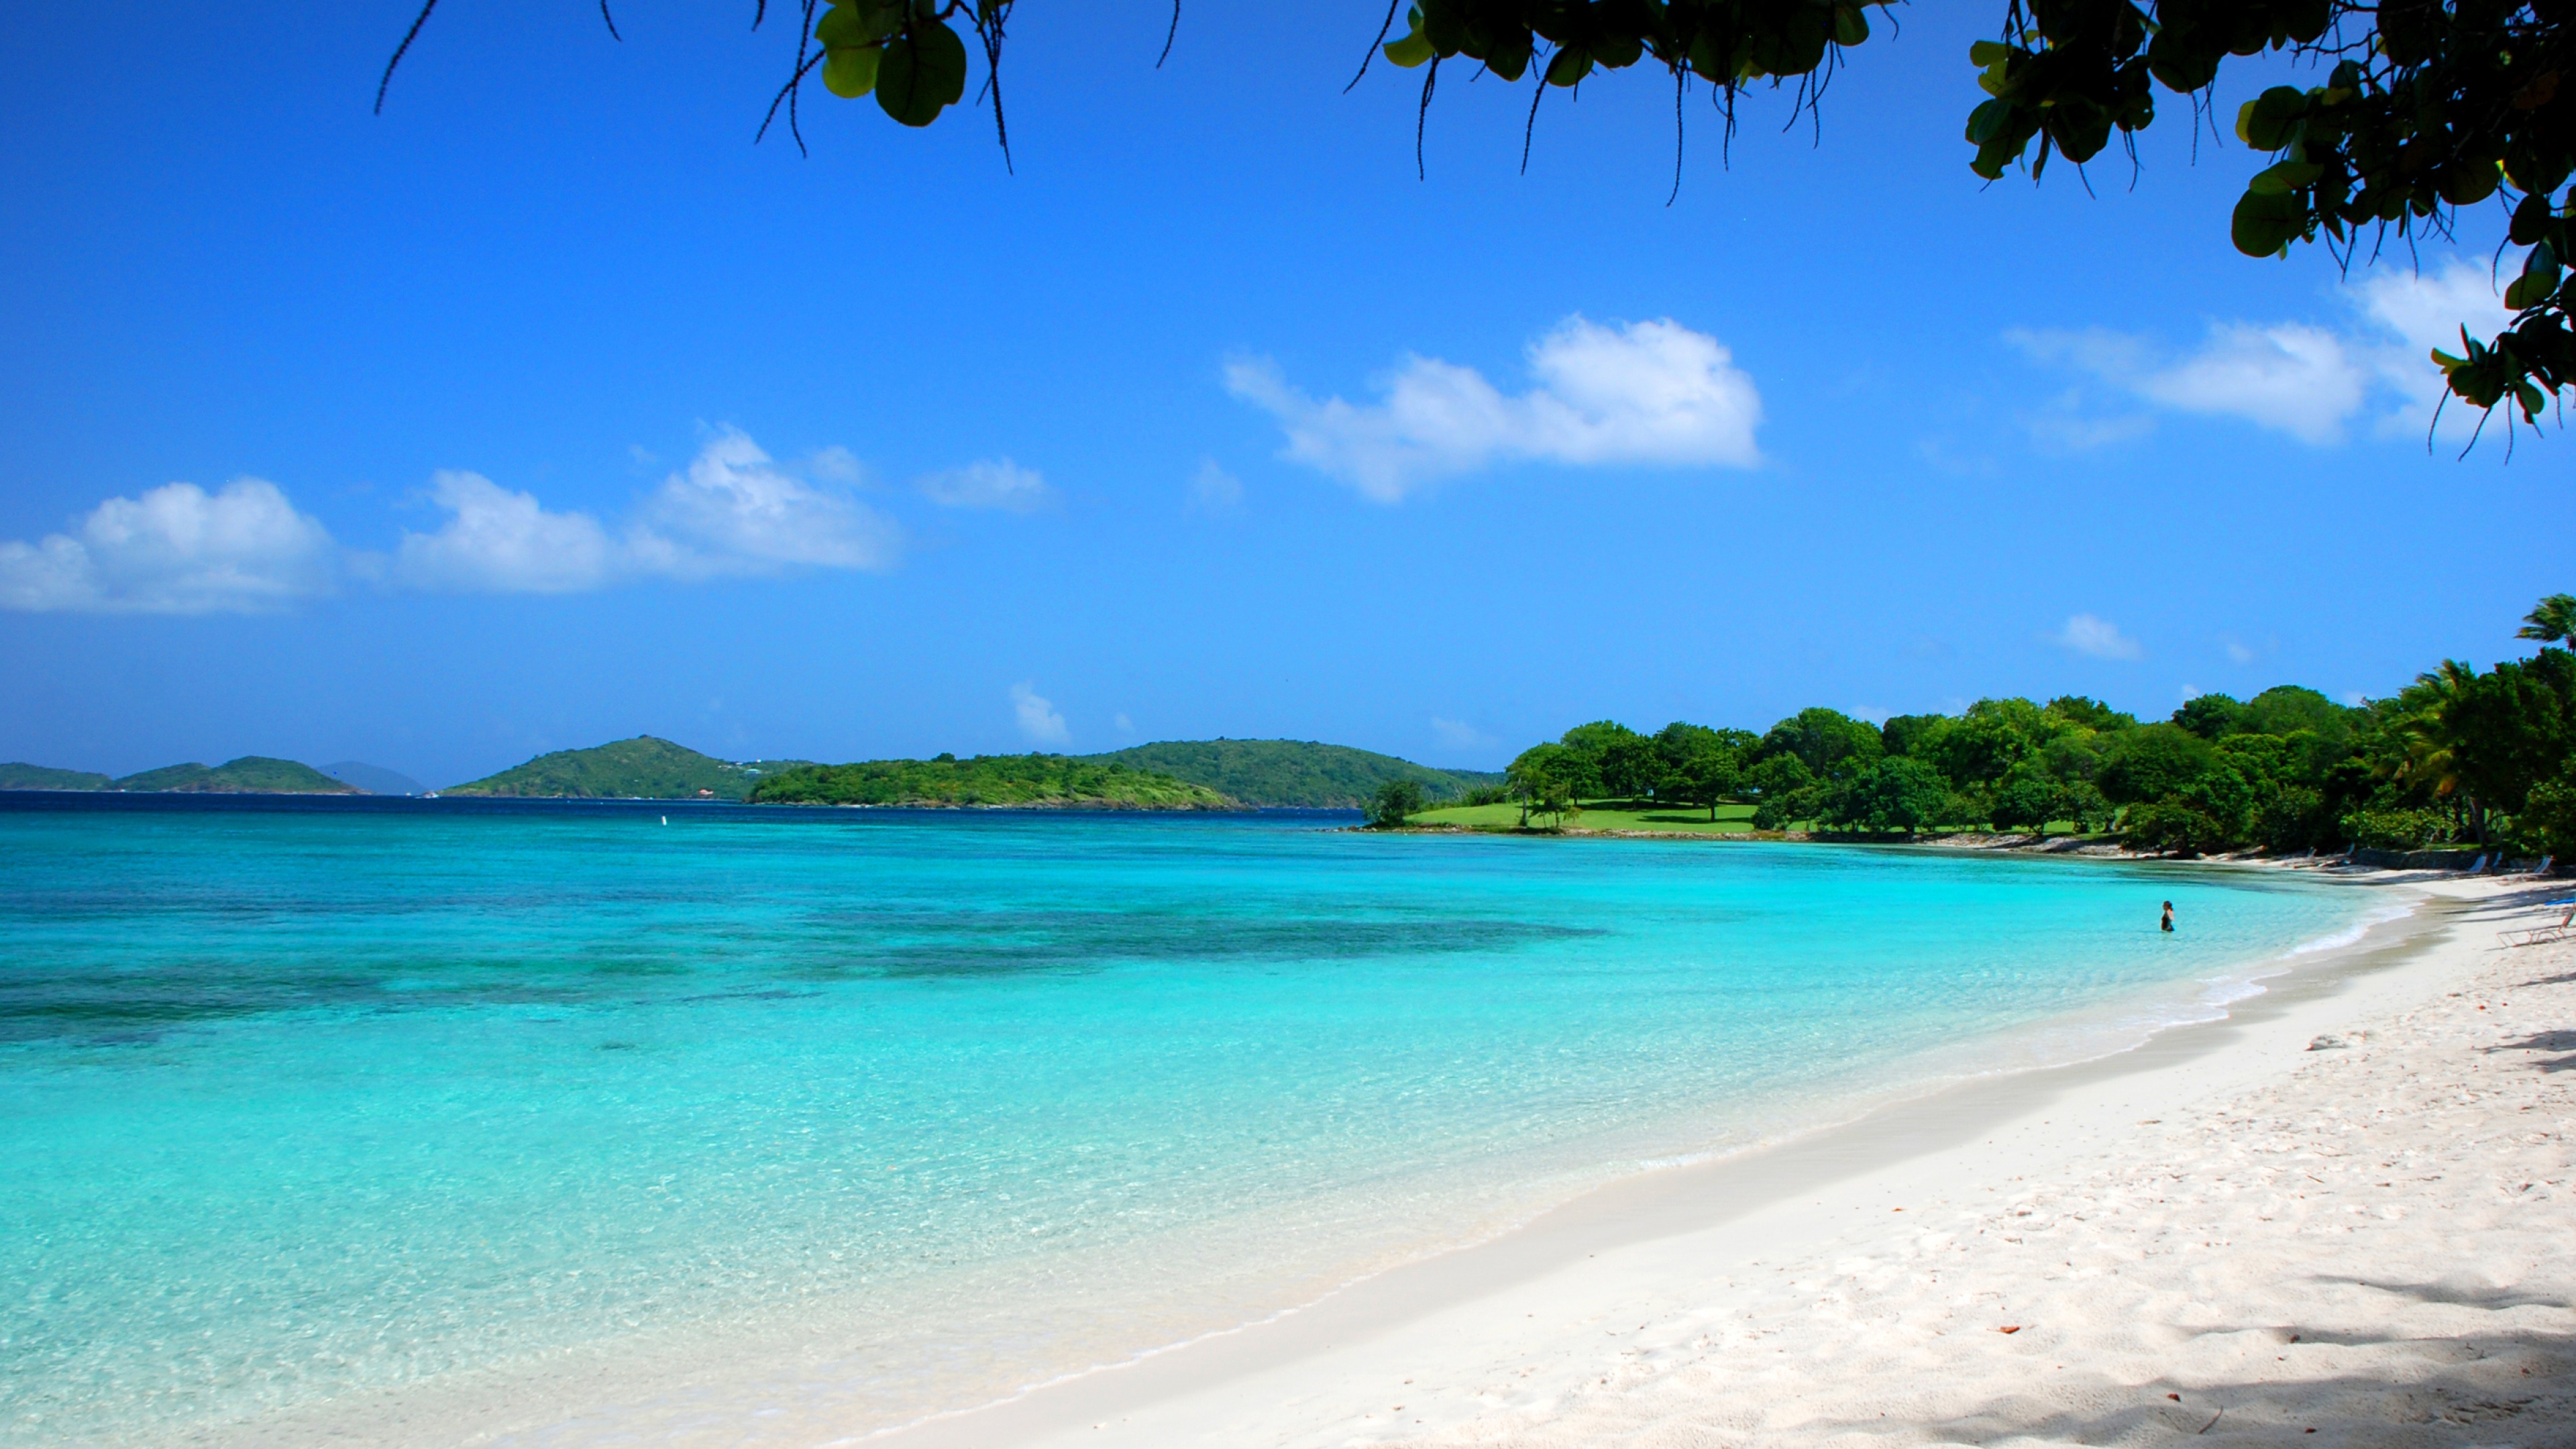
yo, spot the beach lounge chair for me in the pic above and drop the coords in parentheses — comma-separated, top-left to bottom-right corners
(2502, 901, 2576, 947)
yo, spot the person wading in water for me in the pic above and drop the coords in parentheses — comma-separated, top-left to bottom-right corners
(2160, 900, 2175, 933)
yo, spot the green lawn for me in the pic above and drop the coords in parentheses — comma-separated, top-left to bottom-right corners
(1409, 799, 1758, 833)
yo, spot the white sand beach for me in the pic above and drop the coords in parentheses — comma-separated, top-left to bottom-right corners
(884, 870, 2576, 1449)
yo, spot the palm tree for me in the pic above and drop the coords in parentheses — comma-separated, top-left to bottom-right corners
(2392, 659, 2485, 845)
(2519, 593, 2576, 651)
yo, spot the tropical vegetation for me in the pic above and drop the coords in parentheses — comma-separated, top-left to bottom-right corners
(1087, 739, 1500, 808)
(749, 753, 1229, 808)
(0, 763, 113, 791)
(111, 757, 356, 794)
(443, 737, 814, 800)
(1474, 594, 2576, 859)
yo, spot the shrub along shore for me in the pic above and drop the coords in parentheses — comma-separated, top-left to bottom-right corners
(1382, 593, 2576, 862)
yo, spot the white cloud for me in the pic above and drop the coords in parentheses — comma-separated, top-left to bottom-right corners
(2223, 638, 2257, 664)
(918, 458, 1051, 513)
(392, 429, 900, 593)
(1430, 717, 1497, 752)
(392, 472, 621, 593)
(1848, 706, 1892, 726)
(2051, 613, 2143, 661)
(1226, 315, 1762, 502)
(1114, 712, 1136, 733)
(1189, 458, 1244, 513)
(0, 478, 335, 614)
(2016, 387, 2155, 453)
(634, 429, 898, 577)
(806, 445, 864, 485)
(1012, 682, 1069, 747)
(2009, 258, 2520, 447)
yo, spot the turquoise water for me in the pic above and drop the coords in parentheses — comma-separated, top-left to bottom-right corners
(0, 798, 2379, 1444)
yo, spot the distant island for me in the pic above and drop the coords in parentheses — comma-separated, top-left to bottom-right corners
(750, 755, 1228, 808)
(442, 737, 813, 802)
(1084, 739, 1500, 809)
(322, 761, 427, 796)
(2, 735, 1504, 810)
(437, 735, 1489, 808)
(0, 757, 358, 794)
(0, 763, 116, 792)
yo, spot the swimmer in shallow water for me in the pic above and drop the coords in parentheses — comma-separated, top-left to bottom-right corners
(2161, 900, 2175, 933)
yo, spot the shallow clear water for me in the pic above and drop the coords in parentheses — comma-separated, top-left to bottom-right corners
(0, 797, 2374, 1444)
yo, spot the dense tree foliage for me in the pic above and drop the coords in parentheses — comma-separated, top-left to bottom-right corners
(379, 0, 2575, 435)
(1368, 777, 1430, 826)
(0, 763, 116, 791)
(1083, 739, 1499, 808)
(445, 735, 815, 800)
(101, 757, 357, 794)
(750, 753, 1230, 806)
(1499, 593, 2576, 857)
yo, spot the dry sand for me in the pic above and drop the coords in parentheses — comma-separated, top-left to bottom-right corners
(882, 872, 2576, 1449)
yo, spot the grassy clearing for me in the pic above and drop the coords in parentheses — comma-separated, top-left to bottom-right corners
(1410, 799, 1758, 833)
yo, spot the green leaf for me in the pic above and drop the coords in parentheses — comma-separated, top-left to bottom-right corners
(2239, 87, 2307, 151)
(2510, 192, 2557, 246)
(1384, 30, 1436, 66)
(2230, 190, 2305, 257)
(820, 1, 905, 44)
(2246, 159, 2322, 195)
(1965, 99, 2010, 145)
(1545, 46, 1591, 86)
(2438, 161, 2501, 207)
(822, 42, 881, 97)
(2516, 381, 2548, 419)
(1833, 5, 1870, 46)
(875, 19, 967, 126)
(1968, 39, 2010, 66)
(2430, 348, 2466, 370)
(1593, 32, 1644, 68)
(2506, 269, 2556, 309)
(816, 3, 867, 48)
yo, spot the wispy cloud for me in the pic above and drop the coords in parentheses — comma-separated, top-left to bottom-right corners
(1188, 458, 1244, 513)
(390, 429, 900, 593)
(2015, 388, 2155, 453)
(1430, 716, 1497, 753)
(1012, 682, 1069, 746)
(1227, 315, 1762, 502)
(0, 478, 336, 614)
(918, 458, 1051, 513)
(2051, 612, 2143, 661)
(2008, 258, 2516, 447)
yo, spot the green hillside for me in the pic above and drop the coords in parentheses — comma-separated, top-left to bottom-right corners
(112, 757, 356, 794)
(1081, 739, 1501, 808)
(0, 763, 112, 791)
(750, 754, 1229, 808)
(444, 736, 811, 800)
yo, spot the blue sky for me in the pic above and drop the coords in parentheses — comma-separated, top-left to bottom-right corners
(0, 2, 2563, 786)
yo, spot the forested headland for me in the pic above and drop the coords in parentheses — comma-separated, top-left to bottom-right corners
(748, 754, 1230, 808)
(1083, 739, 1499, 809)
(1429, 594, 2576, 859)
(444, 737, 812, 801)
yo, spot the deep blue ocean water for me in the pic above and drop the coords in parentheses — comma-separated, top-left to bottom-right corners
(0, 796, 2379, 1444)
